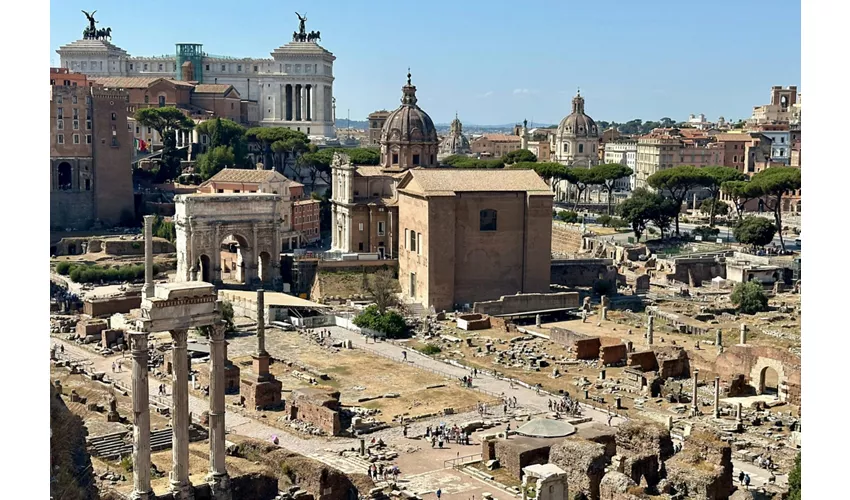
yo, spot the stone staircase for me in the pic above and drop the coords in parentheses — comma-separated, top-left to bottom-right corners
(87, 425, 209, 460)
(309, 450, 372, 475)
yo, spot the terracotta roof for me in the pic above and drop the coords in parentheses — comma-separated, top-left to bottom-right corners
(398, 168, 552, 196)
(714, 133, 754, 142)
(355, 166, 407, 178)
(202, 168, 290, 185)
(473, 134, 522, 143)
(93, 76, 194, 89)
(193, 84, 238, 95)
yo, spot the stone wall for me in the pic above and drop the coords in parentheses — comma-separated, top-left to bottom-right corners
(288, 388, 342, 436)
(665, 428, 733, 500)
(76, 319, 107, 338)
(600, 343, 628, 366)
(575, 338, 602, 360)
(54, 236, 174, 256)
(627, 351, 659, 372)
(550, 259, 618, 288)
(711, 344, 801, 405)
(550, 327, 594, 347)
(614, 421, 674, 489)
(83, 293, 141, 317)
(659, 256, 726, 285)
(551, 222, 585, 255)
(494, 437, 554, 479)
(549, 437, 609, 500)
(473, 292, 580, 316)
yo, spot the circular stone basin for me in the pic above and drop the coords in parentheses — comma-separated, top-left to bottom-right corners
(515, 418, 576, 438)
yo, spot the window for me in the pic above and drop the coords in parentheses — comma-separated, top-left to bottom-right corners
(85, 179, 90, 190)
(57, 107, 63, 119)
(73, 134, 80, 144)
(781, 137, 786, 143)
(158, 95, 166, 107)
(57, 134, 64, 144)
(409, 230, 417, 252)
(307, 127, 310, 134)
(413, 154, 420, 165)
(147, 127, 152, 134)
(254, 65, 258, 72)
(55, 94, 62, 104)
(111, 112, 116, 121)
(217, 189, 224, 193)
(221, 64, 226, 71)
(404, 229, 409, 249)
(158, 63, 163, 71)
(358, 242, 364, 251)
(377, 221, 385, 236)
(73, 120, 79, 130)
(129, 63, 134, 70)
(359, 223, 364, 232)
(779, 149, 785, 156)
(417, 233, 422, 255)
(392, 153, 399, 164)
(57, 120, 64, 130)
(143, 63, 148, 71)
(480, 209, 497, 231)
(234, 189, 240, 193)
(578, 144, 584, 153)
(72, 95, 77, 104)
(86, 96, 91, 106)
(144, 95, 149, 103)
(237, 64, 242, 72)
(86, 135, 91, 144)
(111, 137, 118, 147)
(86, 120, 91, 130)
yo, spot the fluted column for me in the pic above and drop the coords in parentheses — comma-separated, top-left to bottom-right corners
(300, 85, 307, 121)
(130, 332, 153, 500)
(207, 322, 230, 499)
(170, 329, 193, 499)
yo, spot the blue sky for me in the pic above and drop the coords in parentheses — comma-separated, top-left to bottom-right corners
(50, 0, 800, 125)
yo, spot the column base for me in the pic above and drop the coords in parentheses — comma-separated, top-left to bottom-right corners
(130, 489, 154, 500)
(170, 478, 195, 500)
(207, 472, 232, 500)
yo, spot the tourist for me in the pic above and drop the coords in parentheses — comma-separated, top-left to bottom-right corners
(402, 350, 407, 361)
(744, 474, 750, 489)
(60, 344, 65, 354)
(436, 488, 442, 500)
(438, 437, 443, 448)
(403, 425, 408, 438)
(112, 362, 116, 373)
(738, 470, 745, 484)
(505, 423, 510, 439)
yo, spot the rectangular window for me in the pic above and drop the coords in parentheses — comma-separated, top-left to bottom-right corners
(57, 134, 64, 144)
(254, 65, 258, 72)
(237, 64, 242, 72)
(417, 233, 422, 255)
(73, 120, 79, 130)
(158, 63, 163, 71)
(57, 107, 63, 119)
(358, 242, 364, 251)
(413, 154, 420, 165)
(56, 95, 62, 104)
(377, 221, 385, 236)
(85, 179, 90, 190)
(71, 95, 77, 104)
(143, 63, 148, 71)
(57, 120, 64, 130)
(129, 63, 134, 70)
(409, 231, 416, 252)
(392, 153, 399, 164)
(86, 135, 92, 144)
(73, 108, 78, 119)
(221, 64, 226, 71)
(480, 209, 498, 231)
(404, 229, 409, 249)
(73, 134, 80, 144)
(359, 222, 364, 232)
(86, 120, 91, 130)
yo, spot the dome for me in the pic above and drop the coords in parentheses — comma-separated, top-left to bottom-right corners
(380, 72, 438, 146)
(515, 418, 576, 438)
(439, 113, 471, 154)
(557, 91, 598, 138)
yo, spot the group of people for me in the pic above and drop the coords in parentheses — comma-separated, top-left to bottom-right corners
(426, 423, 470, 448)
(548, 394, 581, 417)
(460, 375, 474, 388)
(157, 383, 167, 396)
(368, 463, 399, 482)
(755, 455, 775, 470)
(111, 360, 124, 373)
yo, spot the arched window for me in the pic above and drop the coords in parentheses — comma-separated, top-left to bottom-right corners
(57, 162, 73, 190)
(578, 144, 584, 154)
(480, 209, 497, 231)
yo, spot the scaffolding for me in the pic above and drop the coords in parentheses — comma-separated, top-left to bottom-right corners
(175, 43, 204, 82)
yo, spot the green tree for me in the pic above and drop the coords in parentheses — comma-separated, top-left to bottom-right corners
(787, 453, 801, 500)
(749, 167, 801, 251)
(245, 127, 310, 176)
(647, 165, 711, 235)
(701, 166, 746, 226)
(733, 216, 777, 248)
(651, 197, 680, 239)
(618, 188, 658, 241)
(353, 305, 408, 339)
(345, 147, 381, 165)
(443, 155, 504, 169)
(196, 118, 247, 166)
(590, 163, 634, 215)
(555, 210, 578, 223)
(692, 225, 720, 240)
(509, 161, 570, 192)
(503, 149, 537, 164)
(699, 198, 729, 218)
(135, 107, 195, 182)
(731, 281, 768, 314)
(196, 145, 236, 180)
(721, 180, 760, 221)
(568, 168, 604, 211)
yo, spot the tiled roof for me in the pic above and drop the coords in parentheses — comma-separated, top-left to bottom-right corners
(473, 134, 522, 142)
(204, 168, 289, 184)
(92, 76, 195, 89)
(355, 166, 407, 178)
(193, 84, 237, 95)
(714, 133, 754, 142)
(399, 168, 552, 196)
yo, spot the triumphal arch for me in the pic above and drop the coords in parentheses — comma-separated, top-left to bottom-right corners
(175, 193, 284, 290)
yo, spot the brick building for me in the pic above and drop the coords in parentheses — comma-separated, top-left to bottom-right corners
(634, 131, 725, 190)
(396, 169, 554, 311)
(367, 110, 390, 146)
(50, 69, 134, 229)
(470, 134, 522, 158)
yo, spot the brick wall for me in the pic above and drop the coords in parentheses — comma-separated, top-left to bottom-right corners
(550, 259, 618, 287)
(551, 222, 585, 255)
(84, 294, 141, 317)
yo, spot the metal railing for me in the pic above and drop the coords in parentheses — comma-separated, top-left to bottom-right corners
(444, 453, 482, 468)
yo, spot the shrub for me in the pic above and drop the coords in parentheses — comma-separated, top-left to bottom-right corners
(596, 215, 612, 227)
(64, 263, 152, 284)
(418, 343, 442, 355)
(56, 262, 73, 275)
(734, 216, 777, 248)
(731, 281, 768, 314)
(609, 217, 628, 229)
(556, 211, 579, 223)
(353, 305, 408, 339)
(119, 455, 133, 473)
(692, 226, 720, 240)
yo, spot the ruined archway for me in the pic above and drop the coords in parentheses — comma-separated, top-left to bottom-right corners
(760, 366, 779, 395)
(174, 193, 283, 290)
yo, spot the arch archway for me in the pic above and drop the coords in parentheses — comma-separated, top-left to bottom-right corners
(258, 251, 271, 283)
(58, 162, 73, 190)
(220, 234, 251, 284)
(760, 366, 779, 395)
(198, 254, 211, 283)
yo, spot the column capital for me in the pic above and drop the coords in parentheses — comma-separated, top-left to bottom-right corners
(129, 331, 149, 352)
(171, 329, 189, 346)
(210, 322, 227, 342)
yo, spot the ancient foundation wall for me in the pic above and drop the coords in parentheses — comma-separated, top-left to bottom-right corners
(473, 292, 580, 316)
(600, 343, 628, 366)
(550, 259, 618, 287)
(495, 439, 553, 479)
(551, 222, 585, 255)
(84, 293, 141, 317)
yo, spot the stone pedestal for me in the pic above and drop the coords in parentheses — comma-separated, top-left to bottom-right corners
(130, 332, 153, 500)
(170, 329, 194, 500)
(240, 364, 283, 410)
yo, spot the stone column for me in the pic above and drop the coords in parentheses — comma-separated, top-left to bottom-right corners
(601, 307, 608, 321)
(143, 215, 155, 299)
(739, 324, 747, 344)
(252, 224, 259, 285)
(715, 329, 722, 348)
(736, 402, 743, 424)
(214, 224, 222, 283)
(713, 376, 721, 419)
(646, 315, 654, 345)
(691, 369, 699, 415)
(206, 323, 230, 499)
(302, 85, 308, 121)
(130, 332, 153, 500)
(170, 329, 193, 499)
(256, 290, 267, 357)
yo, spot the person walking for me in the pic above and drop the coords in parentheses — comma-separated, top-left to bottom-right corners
(436, 488, 442, 500)
(402, 350, 407, 361)
(738, 470, 745, 484)
(744, 474, 751, 490)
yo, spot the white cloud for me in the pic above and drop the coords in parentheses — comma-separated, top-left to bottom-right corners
(513, 88, 529, 94)
(476, 90, 494, 98)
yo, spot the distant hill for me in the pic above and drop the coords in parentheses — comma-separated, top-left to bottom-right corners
(335, 118, 555, 131)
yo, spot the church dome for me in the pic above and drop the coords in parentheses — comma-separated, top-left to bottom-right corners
(439, 113, 470, 155)
(380, 72, 438, 146)
(557, 91, 598, 138)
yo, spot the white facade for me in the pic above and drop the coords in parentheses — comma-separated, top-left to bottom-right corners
(758, 131, 792, 165)
(603, 141, 637, 191)
(57, 37, 337, 138)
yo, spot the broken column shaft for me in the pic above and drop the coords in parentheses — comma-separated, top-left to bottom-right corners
(692, 370, 699, 414)
(170, 329, 193, 499)
(740, 323, 747, 344)
(647, 315, 654, 345)
(130, 332, 153, 500)
(714, 376, 721, 418)
(142, 215, 155, 300)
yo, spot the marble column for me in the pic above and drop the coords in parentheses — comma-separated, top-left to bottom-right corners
(715, 329, 722, 348)
(300, 85, 307, 121)
(691, 369, 699, 415)
(256, 290, 267, 357)
(713, 376, 721, 419)
(130, 332, 153, 500)
(646, 315, 654, 345)
(143, 215, 155, 299)
(736, 402, 743, 424)
(214, 224, 222, 283)
(170, 329, 193, 499)
(739, 323, 747, 344)
(305, 85, 312, 121)
(207, 322, 230, 499)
